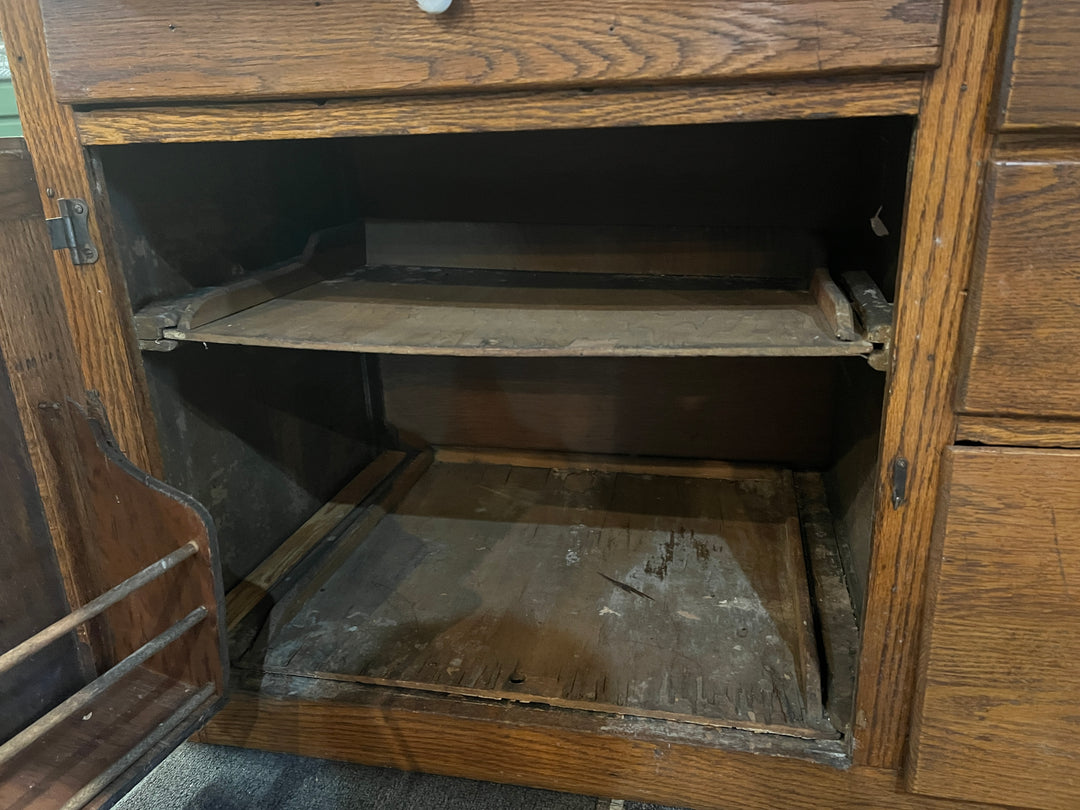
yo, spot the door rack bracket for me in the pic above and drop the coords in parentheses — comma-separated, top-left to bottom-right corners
(46, 198, 99, 266)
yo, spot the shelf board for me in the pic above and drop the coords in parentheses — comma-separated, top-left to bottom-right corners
(240, 449, 832, 737)
(160, 265, 872, 358)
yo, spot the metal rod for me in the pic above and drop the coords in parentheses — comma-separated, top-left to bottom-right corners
(0, 540, 200, 677)
(0, 606, 208, 767)
(59, 683, 216, 810)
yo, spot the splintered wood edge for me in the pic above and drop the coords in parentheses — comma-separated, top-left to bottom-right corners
(793, 472, 859, 738)
(73, 75, 924, 146)
(777, 469, 825, 729)
(225, 450, 407, 630)
(433, 447, 785, 481)
(245, 666, 840, 742)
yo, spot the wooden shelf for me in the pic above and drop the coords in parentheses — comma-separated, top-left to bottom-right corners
(141, 263, 872, 359)
(234, 448, 836, 738)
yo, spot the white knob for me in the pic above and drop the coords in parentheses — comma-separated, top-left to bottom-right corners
(417, 0, 452, 13)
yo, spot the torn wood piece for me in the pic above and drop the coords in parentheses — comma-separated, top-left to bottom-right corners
(841, 270, 894, 371)
(809, 268, 859, 341)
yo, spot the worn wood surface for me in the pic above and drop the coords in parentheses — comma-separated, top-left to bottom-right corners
(382, 356, 840, 467)
(250, 455, 827, 736)
(0, 0, 160, 473)
(76, 75, 925, 146)
(955, 414, 1080, 448)
(0, 139, 117, 668)
(225, 451, 406, 630)
(0, 667, 213, 810)
(958, 156, 1080, 418)
(165, 266, 870, 358)
(908, 447, 1080, 809)
(998, 0, 1080, 129)
(0, 300, 86, 741)
(41, 0, 942, 104)
(851, 0, 1009, 768)
(199, 674, 994, 810)
(794, 473, 859, 736)
(63, 400, 226, 692)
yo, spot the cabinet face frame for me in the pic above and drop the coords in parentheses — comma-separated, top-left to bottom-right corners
(0, 0, 1012, 793)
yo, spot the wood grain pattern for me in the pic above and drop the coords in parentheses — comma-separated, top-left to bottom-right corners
(907, 447, 1080, 809)
(852, 0, 1010, 768)
(199, 675, 992, 810)
(73, 75, 925, 146)
(41, 0, 943, 105)
(253, 456, 827, 736)
(998, 0, 1080, 129)
(958, 156, 1080, 418)
(0, 0, 160, 473)
(225, 451, 406, 630)
(955, 414, 1080, 448)
(165, 268, 871, 358)
(0, 667, 214, 810)
(382, 356, 840, 467)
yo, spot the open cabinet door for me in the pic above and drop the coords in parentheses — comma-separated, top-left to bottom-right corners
(0, 137, 228, 809)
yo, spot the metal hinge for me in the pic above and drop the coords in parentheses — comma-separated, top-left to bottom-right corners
(46, 198, 99, 265)
(891, 456, 909, 509)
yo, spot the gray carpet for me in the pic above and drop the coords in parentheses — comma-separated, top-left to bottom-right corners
(115, 743, 683, 810)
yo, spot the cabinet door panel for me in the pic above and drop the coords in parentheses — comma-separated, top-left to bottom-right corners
(908, 447, 1080, 810)
(0, 138, 227, 810)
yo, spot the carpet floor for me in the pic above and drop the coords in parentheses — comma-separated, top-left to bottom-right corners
(114, 743, 685, 810)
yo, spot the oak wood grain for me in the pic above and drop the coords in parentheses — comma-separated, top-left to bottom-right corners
(852, 0, 1010, 768)
(198, 676, 991, 810)
(958, 156, 1080, 418)
(0, 0, 160, 474)
(955, 415, 1080, 448)
(907, 447, 1080, 810)
(73, 75, 925, 146)
(41, 1, 943, 105)
(998, 0, 1080, 129)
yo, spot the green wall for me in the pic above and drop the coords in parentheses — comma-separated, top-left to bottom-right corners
(0, 31, 24, 137)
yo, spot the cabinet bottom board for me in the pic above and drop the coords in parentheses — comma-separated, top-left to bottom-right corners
(240, 451, 830, 738)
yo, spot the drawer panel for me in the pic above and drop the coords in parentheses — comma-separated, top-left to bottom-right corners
(958, 157, 1080, 418)
(999, 0, 1080, 129)
(908, 447, 1080, 810)
(39, 0, 944, 105)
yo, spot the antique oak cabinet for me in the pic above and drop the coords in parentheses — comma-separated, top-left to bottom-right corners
(1, 0, 1078, 808)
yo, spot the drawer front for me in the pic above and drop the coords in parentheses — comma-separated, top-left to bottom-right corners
(39, 0, 944, 105)
(908, 447, 1080, 810)
(958, 157, 1080, 418)
(999, 0, 1080, 129)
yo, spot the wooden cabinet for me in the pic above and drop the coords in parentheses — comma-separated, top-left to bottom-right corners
(5, 0, 1080, 809)
(908, 447, 1080, 810)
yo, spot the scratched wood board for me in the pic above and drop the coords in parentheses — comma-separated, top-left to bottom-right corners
(170, 267, 870, 358)
(257, 458, 826, 734)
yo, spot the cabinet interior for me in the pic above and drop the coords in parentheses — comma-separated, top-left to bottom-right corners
(95, 116, 912, 753)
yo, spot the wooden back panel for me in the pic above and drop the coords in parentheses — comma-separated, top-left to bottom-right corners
(382, 355, 840, 467)
(908, 447, 1080, 810)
